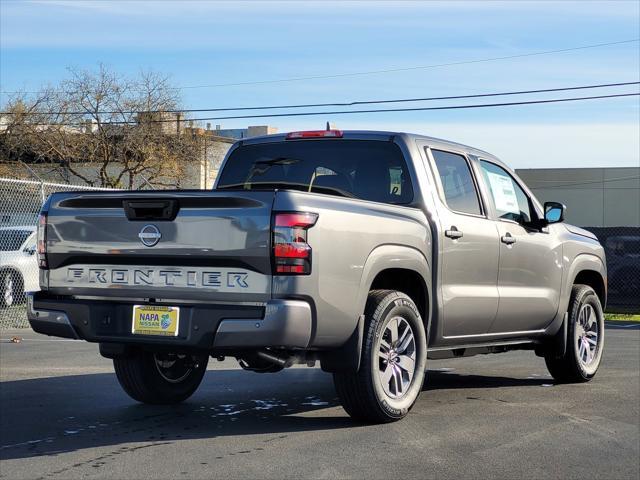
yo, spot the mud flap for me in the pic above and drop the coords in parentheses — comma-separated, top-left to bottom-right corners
(554, 312, 569, 358)
(320, 315, 364, 373)
(535, 312, 568, 358)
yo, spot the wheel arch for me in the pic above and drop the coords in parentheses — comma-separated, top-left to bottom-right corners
(369, 268, 429, 329)
(321, 245, 432, 374)
(544, 253, 606, 338)
(359, 244, 432, 333)
(567, 253, 607, 310)
(573, 269, 606, 308)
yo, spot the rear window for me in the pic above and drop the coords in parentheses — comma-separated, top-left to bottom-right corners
(217, 140, 414, 205)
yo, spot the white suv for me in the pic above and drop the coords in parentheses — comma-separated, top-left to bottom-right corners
(0, 226, 38, 308)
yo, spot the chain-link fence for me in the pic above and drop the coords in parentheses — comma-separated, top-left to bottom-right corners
(0, 178, 117, 329)
(584, 226, 640, 313)
(1, 176, 638, 329)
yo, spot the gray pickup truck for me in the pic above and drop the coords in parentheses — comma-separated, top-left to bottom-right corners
(27, 129, 606, 423)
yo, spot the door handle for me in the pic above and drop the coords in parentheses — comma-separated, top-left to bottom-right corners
(445, 227, 463, 239)
(501, 233, 516, 245)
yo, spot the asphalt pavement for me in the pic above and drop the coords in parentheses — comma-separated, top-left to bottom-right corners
(0, 324, 638, 479)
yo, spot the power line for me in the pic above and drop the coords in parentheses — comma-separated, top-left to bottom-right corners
(529, 175, 640, 189)
(183, 92, 640, 122)
(2, 81, 638, 116)
(1, 38, 638, 95)
(11, 92, 639, 126)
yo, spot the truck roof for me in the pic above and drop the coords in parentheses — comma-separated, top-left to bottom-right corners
(238, 129, 502, 165)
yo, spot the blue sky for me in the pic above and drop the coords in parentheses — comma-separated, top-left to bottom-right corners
(1, 0, 639, 168)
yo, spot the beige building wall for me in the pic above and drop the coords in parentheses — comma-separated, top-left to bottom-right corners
(247, 125, 278, 137)
(516, 167, 640, 228)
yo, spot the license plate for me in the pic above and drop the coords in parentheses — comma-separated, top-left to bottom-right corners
(132, 305, 180, 336)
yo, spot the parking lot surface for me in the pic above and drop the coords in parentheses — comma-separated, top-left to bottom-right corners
(1, 324, 638, 480)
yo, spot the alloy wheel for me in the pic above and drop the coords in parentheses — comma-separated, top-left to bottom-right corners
(154, 353, 200, 383)
(377, 316, 416, 399)
(575, 304, 600, 366)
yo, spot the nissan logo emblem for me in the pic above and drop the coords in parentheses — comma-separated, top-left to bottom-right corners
(138, 224, 161, 247)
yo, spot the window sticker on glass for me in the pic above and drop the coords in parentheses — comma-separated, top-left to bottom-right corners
(486, 171, 519, 214)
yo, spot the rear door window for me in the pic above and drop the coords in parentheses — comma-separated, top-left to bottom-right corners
(431, 149, 482, 215)
(217, 140, 413, 205)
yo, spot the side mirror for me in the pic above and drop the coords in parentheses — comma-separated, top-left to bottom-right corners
(24, 245, 36, 255)
(544, 201, 565, 224)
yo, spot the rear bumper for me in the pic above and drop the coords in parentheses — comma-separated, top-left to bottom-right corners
(27, 292, 313, 350)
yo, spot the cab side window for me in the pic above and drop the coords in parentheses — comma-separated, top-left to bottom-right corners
(480, 160, 532, 223)
(431, 149, 482, 215)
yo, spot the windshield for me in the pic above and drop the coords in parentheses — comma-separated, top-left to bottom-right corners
(217, 139, 413, 205)
(0, 229, 33, 251)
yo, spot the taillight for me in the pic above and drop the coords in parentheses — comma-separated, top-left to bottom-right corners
(286, 130, 343, 139)
(37, 212, 48, 269)
(272, 212, 318, 275)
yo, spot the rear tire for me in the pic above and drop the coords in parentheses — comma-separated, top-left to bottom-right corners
(114, 351, 208, 404)
(333, 290, 427, 423)
(545, 284, 604, 383)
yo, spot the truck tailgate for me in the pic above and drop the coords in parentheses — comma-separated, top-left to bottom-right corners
(42, 190, 274, 302)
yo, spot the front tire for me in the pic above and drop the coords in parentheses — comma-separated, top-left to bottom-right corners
(114, 351, 208, 404)
(333, 290, 427, 423)
(0, 270, 23, 308)
(545, 284, 604, 383)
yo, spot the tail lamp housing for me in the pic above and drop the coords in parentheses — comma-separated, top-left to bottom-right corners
(36, 211, 48, 269)
(272, 212, 318, 275)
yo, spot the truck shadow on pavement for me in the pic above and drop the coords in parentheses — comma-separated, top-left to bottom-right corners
(423, 369, 552, 390)
(0, 367, 549, 461)
(0, 368, 345, 461)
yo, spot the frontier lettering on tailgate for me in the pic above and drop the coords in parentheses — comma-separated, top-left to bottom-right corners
(65, 267, 250, 289)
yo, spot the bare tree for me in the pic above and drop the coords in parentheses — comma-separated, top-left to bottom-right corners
(0, 65, 199, 188)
